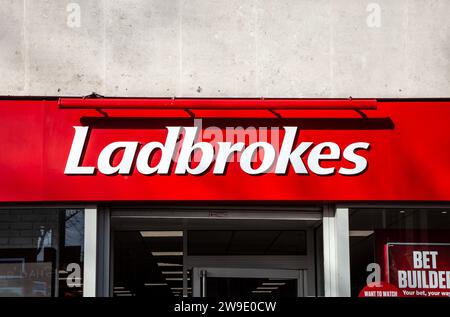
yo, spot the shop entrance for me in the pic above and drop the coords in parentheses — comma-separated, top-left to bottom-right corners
(110, 207, 323, 297)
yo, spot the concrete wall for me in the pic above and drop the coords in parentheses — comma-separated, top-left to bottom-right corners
(0, 0, 449, 98)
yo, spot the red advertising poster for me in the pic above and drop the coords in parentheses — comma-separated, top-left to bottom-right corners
(386, 243, 450, 297)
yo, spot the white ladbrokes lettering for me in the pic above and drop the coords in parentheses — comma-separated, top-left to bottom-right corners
(64, 126, 370, 176)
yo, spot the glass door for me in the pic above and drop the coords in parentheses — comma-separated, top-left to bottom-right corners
(192, 268, 304, 297)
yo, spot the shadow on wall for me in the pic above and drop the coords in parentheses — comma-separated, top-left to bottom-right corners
(79, 117, 395, 130)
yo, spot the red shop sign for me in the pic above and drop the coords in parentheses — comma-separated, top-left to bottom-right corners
(0, 98, 449, 202)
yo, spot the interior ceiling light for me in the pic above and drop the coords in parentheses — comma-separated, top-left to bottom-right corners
(144, 283, 168, 286)
(166, 277, 190, 281)
(158, 262, 183, 267)
(151, 251, 183, 256)
(257, 286, 278, 290)
(349, 230, 375, 237)
(140, 231, 183, 238)
(262, 282, 285, 286)
(116, 294, 133, 296)
(251, 290, 272, 293)
(162, 271, 184, 275)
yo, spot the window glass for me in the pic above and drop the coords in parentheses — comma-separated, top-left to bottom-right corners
(349, 208, 450, 297)
(188, 230, 307, 255)
(0, 208, 84, 297)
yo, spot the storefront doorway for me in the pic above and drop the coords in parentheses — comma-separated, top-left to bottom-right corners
(109, 206, 323, 297)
